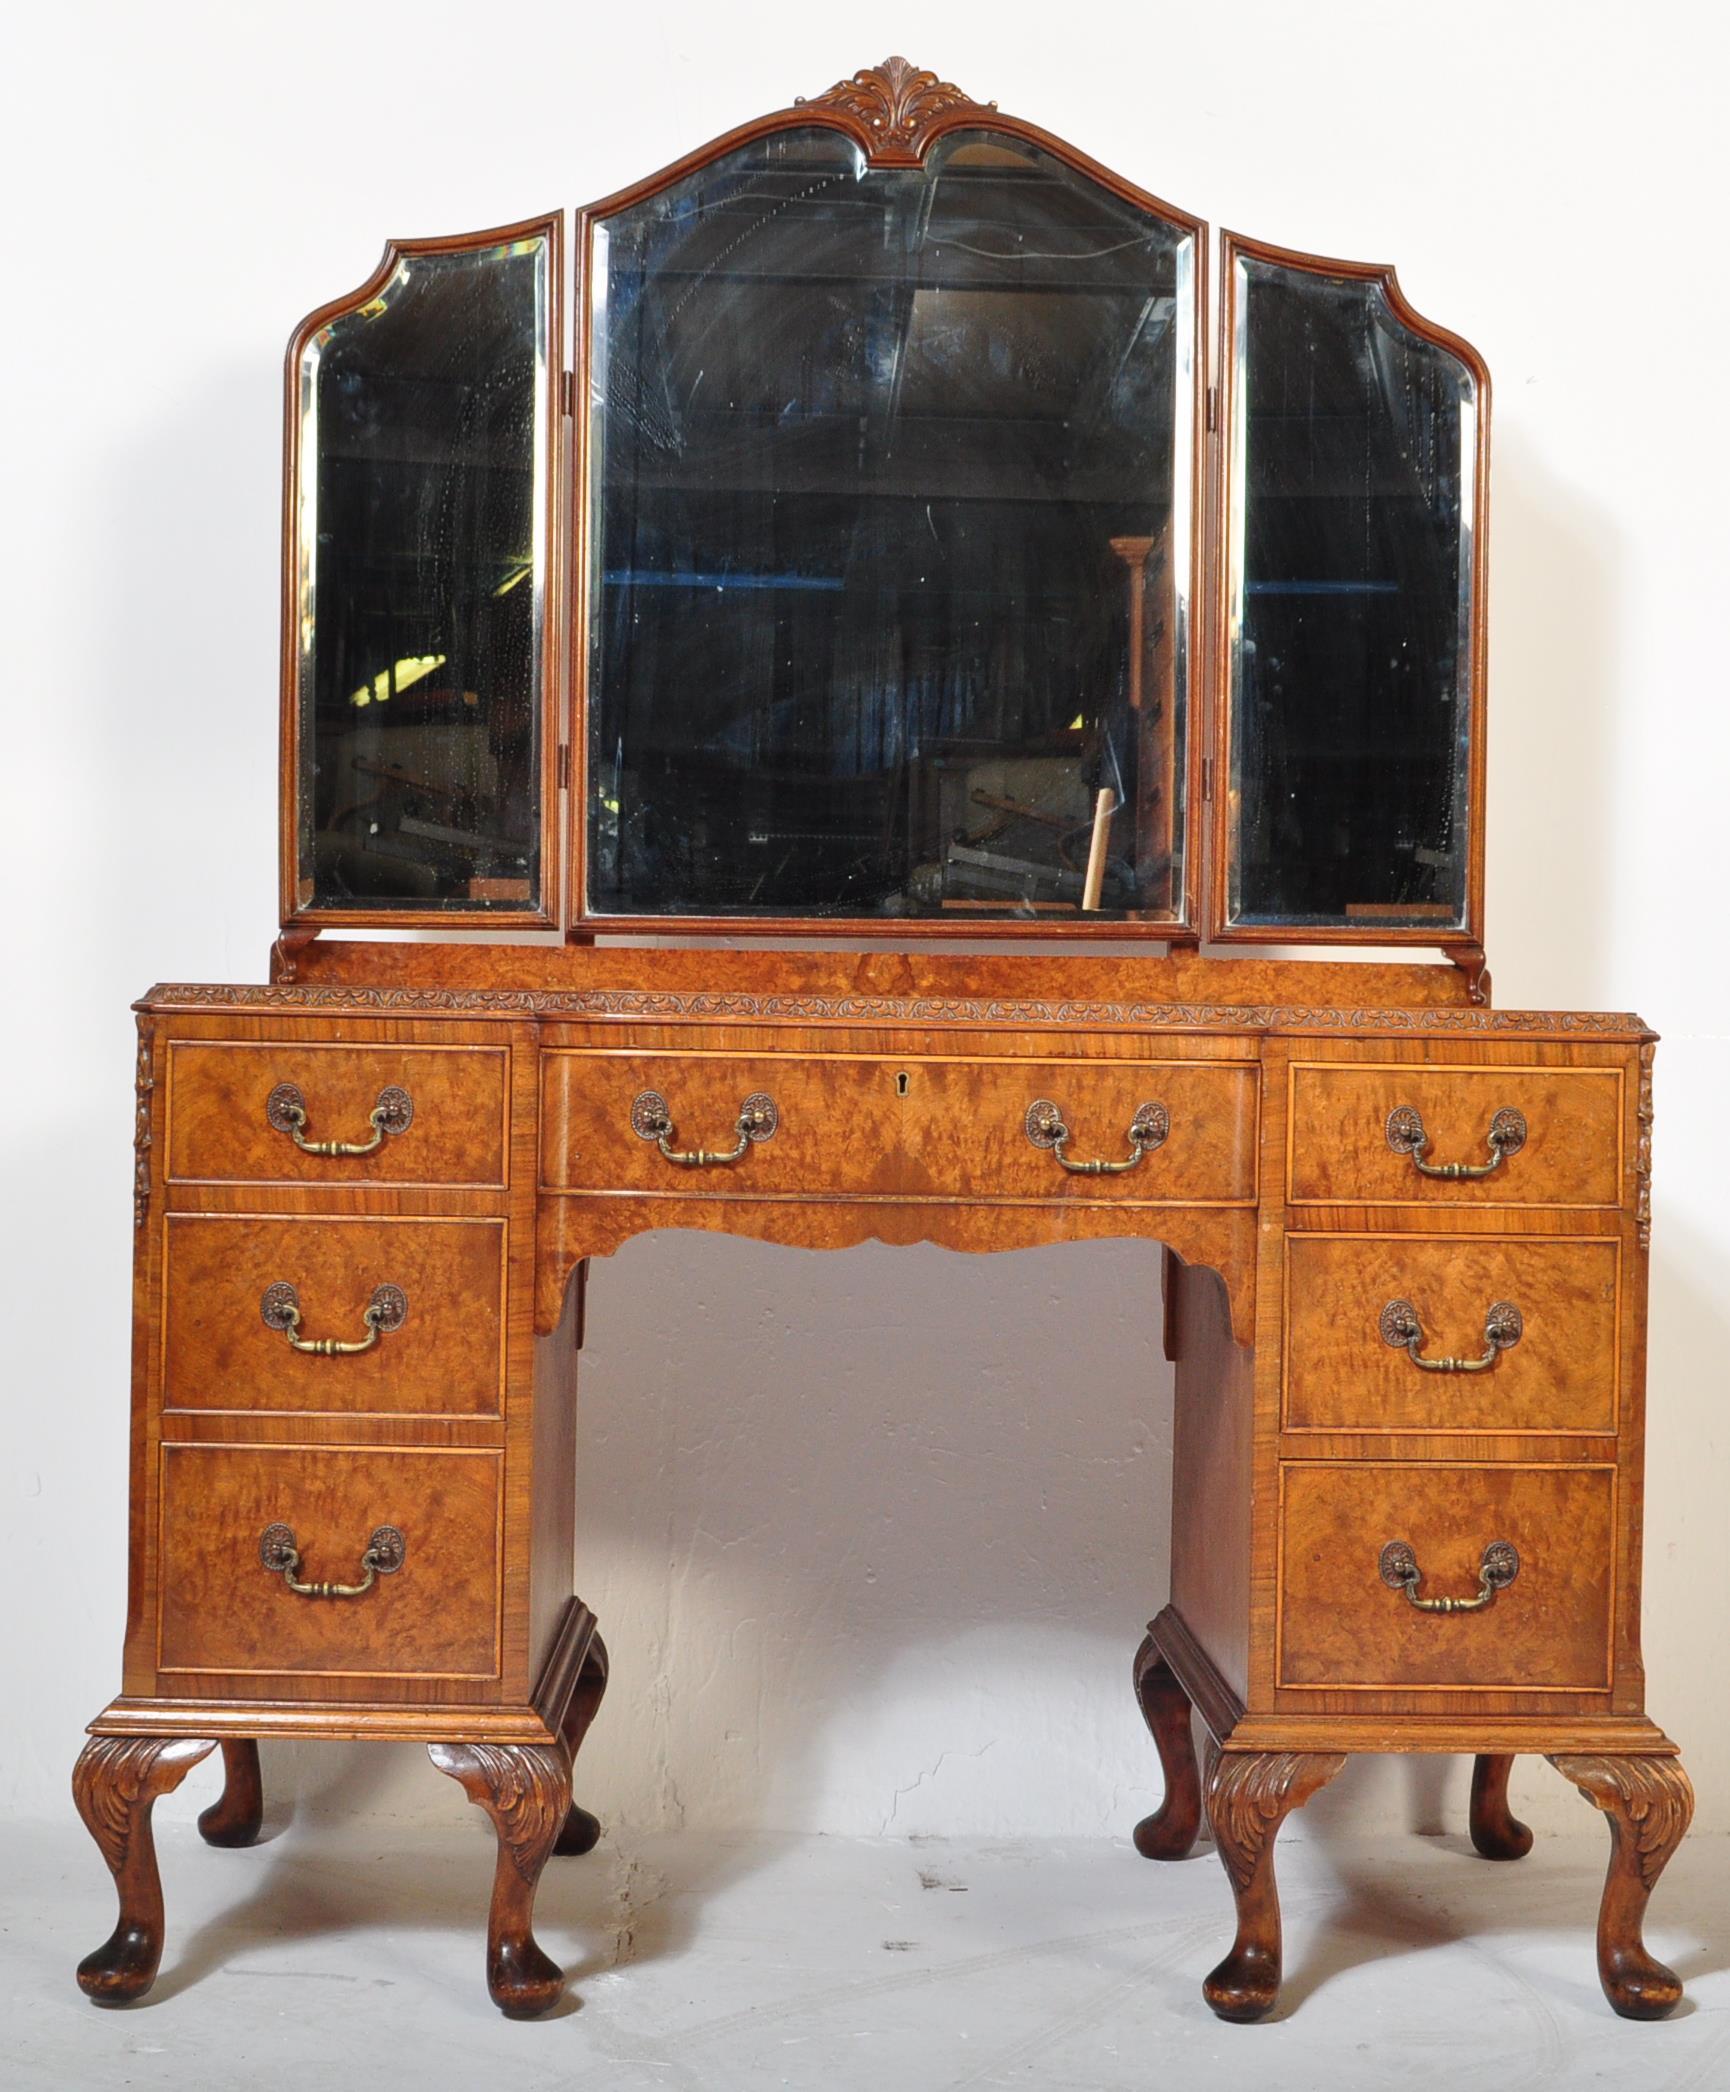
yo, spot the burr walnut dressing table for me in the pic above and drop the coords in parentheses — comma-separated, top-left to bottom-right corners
(77, 56, 1692, 2026)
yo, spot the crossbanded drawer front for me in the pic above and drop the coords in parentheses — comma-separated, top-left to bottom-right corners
(542, 1052, 902, 1195)
(1283, 1235, 1619, 1434)
(1278, 1461, 1614, 1691)
(543, 1050, 1257, 1204)
(1287, 1064, 1622, 1207)
(156, 1444, 500, 1680)
(903, 1059, 1257, 1202)
(162, 1215, 505, 1416)
(165, 1041, 508, 1187)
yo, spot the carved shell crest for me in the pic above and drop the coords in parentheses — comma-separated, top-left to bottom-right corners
(800, 55, 992, 163)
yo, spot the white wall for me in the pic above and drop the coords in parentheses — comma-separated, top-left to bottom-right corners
(4, 0, 1726, 1852)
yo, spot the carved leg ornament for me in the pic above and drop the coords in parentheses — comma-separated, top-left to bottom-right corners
(556, 1630, 610, 1858)
(72, 1735, 217, 2003)
(1548, 1753, 1694, 2020)
(430, 1741, 572, 2018)
(1131, 1633, 1202, 1860)
(1203, 1749, 1345, 2022)
(197, 1741, 264, 1849)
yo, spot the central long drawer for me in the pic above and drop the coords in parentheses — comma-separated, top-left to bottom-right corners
(541, 1051, 1259, 1203)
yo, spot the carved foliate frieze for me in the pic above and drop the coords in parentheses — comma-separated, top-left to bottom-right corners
(141, 982, 1649, 1039)
(133, 1018, 155, 1229)
(798, 56, 994, 164)
(1636, 1043, 1655, 1251)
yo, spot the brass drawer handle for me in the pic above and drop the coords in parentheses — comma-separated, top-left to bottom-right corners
(1380, 1297, 1523, 1373)
(260, 1521, 405, 1598)
(1025, 1099, 1168, 1174)
(260, 1281, 407, 1355)
(1379, 1538, 1520, 1614)
(630, 1089, 778, 1167)
(267, 1081, 413, 1156)
(1386, 1104, 1526, 1179)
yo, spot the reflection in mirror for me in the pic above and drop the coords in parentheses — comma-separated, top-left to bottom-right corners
(294, 230, 550, 913)
(1225, 249, 1479, 934)
(586, 128, 1196, 924)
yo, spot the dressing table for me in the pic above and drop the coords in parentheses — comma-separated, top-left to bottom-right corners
(75, 57, 1692, 2026)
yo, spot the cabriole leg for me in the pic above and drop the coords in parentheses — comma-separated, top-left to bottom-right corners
(1203, 1749, 1345, 2023)
(430, 1741, 572, 2019)
(1131, 1633, 1201, 1859)
(1548, 1752, 1694, 2020)
(72, 1735, 217, 2003)
(197, 1741, 264, 1849)
(556, 1630, 610, 1857)
(1469, 1753, 1532, 1860)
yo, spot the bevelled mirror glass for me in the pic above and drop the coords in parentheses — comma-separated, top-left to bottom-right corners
(291, 225, 554, 916)
(584, 127, 1197, 926)
(1223, 244, 1481, 937)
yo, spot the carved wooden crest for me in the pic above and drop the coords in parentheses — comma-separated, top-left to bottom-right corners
(798, 55, 996, 165)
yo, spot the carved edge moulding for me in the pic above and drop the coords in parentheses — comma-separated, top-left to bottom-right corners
(1208, 232, 1493, 977)
(137, 980, 1649, 1037)
(566, 58, 1210, 946)
(278, 212, 566, 932)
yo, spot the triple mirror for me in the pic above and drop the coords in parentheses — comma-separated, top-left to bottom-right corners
(281, 61, 1486, 962)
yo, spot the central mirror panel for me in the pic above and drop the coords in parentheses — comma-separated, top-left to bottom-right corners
(584, 127, 1197, 926)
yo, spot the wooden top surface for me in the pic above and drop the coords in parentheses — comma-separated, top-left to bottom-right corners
(137, 944, 1651, 1042)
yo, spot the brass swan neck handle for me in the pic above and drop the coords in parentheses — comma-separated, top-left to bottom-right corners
(261, 1282, 407, 1355)
(259, 1522, 405, 1598)
(1379, 1297, 1523, 1374)
(1379, 1538, 1520, 1614)
(267, 1082, 414, 1157)
(630, 1090, 779, 1167)
(1386, 1104, 1526, 1180)
(1025, 1099, 1168, 1175)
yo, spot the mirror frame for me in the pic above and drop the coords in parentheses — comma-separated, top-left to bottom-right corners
(277, 212, 566, 931)
(566, 59, 1208, 941)
(1206, 230, 1491, 969)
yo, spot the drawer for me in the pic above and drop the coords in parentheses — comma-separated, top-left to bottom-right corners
(542, 1051, 902, 1195)
(165, 1041, 509, 1188)
(1283, 1236, 1619, 1434)
(1278, 1461, 1614, 1690)
(162, 1215, 505, 1416)
(1287, 1063, 1622, 1207)
(903, 1058, 1257, 1202)
(156, 1444, 500, 1679)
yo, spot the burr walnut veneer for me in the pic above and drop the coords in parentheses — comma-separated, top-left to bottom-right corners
(73, 53, 1692, 2039)
(76, 942, 1690, 2023)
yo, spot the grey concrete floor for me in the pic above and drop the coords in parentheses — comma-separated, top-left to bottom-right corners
(2, 1818, 1725, 2090)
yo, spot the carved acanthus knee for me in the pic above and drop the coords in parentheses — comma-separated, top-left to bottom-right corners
(430, 1740, 572, 2018)
(1548, 1752, 1693, 2020)
(1203, 1749, 1345, 2023)
(73, 1735, 217, 2003)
